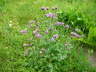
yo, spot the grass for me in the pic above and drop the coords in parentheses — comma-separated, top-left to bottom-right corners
(0, 0, 96, 72)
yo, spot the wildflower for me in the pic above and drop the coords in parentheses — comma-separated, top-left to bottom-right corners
(50, 37, 55, 41)
(20, 30, 28, 34)
(45, 30, 49, 34)
(64, 25, 70, 29)
(35, 33, 42, 38)
(23, 43, 32, 47)
(52, 7, 58, 10)
(71, 32, 81, 38)
(45, 13, 56, 18)
(41, 7, 45, 10)
(40, 48, 46, 55)
(55, 22, 64, 25)
(41, 7, 49, 10)
(46, 7, 49, 10)
(9, 24, 13, 27)
(53, 34, 59, 39)
(50, 34, 59, 41)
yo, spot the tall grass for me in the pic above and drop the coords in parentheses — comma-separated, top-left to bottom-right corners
(0, 0, 96, 71)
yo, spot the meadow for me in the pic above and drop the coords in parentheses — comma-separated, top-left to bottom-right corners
(0, 0, 96, 72)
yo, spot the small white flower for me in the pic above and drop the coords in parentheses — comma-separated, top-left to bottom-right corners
(9, 24, 12, 27)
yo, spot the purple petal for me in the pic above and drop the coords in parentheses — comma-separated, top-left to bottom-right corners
(41, 7, 49, 10)
(45, 30, 49, 34)
(20, 30, 28, 34)
(35, 33, 42, 38)
(45, 13, 56, 18)
(52, 7, 58, 10)
(55, 22, 64, 25)
(50, 37, 55, 41)
(71, 32, 81, 38)
(53, 34, 59, 39)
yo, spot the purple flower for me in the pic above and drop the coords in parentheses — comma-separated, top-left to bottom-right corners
(50, 37, 55, 41)
(41, 7, 49, 10)
(20, 30, 28, 34)
(35, 33, 42, 38)
(45, 13, 56, 18)
(23, 43, 32, 47)
(45, 30, 49, 34)
(50, 34, 59, 41)
(64, 25, 70, 29)
(53, 34, 59, 39)
(55, 22, 64, 25)
(52, 7, 58, 10)
(71, 32, 81, 38)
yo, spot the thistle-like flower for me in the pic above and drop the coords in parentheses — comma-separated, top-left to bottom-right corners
(53, 34, 59, 39)
(50, 34, 59, 41)
(20, 30, 28, 34)
(52, 7, 58, 10)
(45, 13, 56, 18)
(35, 33, 42, 38)
(41, 7, 49, 11)
(55, 22, 64, 25)
(45, 30, 49, 34)
(71, 32, 81, 38)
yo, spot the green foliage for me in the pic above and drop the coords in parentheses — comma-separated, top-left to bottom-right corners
(57, 10, 89, 34)
(87, 27, 96, 46)
(57, 8, 96, 46)
(0, 0, 96, 72)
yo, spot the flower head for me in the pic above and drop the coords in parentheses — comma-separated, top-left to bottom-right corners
(55, 22, 64, 25)
(45, 13, 56, 18)
(50, 37, 55, 41)
(52, 7, 58, 10)
(35, 33, 42, 38)
(50, 34, 59, 41)
(41, 7, 49, 11)
(20, 30, 28, 34)
(71, 32, 81, 38)
(45, 30, 49, 34)
(53, 34, 59, 39)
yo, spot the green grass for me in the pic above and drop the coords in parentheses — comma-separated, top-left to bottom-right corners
(0, 0, 96, 72)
